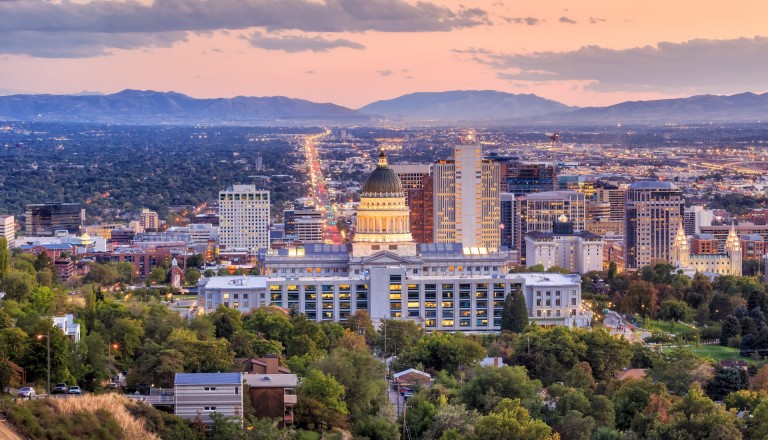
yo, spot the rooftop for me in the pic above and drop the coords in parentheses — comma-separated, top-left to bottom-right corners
(175, 372, 243, 385)
(244, 373, 298, 388)
(203, 276, 267, 289)
(628, 181, 677, 190)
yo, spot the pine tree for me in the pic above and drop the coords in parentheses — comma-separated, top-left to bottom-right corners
(510, 288, 529, 333)
(502, 288, 529, 333)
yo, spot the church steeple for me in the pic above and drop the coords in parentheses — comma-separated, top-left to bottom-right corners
(672, 221, 689, 268)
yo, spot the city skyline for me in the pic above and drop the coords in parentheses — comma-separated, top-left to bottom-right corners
(0, 0, 767, 108)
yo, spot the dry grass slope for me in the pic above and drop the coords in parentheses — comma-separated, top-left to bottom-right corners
(49, 395, 160, 440)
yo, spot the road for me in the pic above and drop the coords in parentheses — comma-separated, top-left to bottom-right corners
(302, 132, 343, 244)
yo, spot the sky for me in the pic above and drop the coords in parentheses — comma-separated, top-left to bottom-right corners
(0, 0, 767, 108)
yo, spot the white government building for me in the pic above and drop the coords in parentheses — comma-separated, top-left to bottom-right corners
(198, 152, 592, 331)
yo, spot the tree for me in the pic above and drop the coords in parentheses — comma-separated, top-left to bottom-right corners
(0, 237, 10, 279)
(651, 348, 714, 396)
(184, 268, 201, 286)
(209, 306, 243, 340)
(314, 348, 387, 418)
(352, 415, 399, 440)
(376, 319, 422, 357)
(244, 308, 294, 347)
(746, 399, 768, 439)
(0, 358, 22, 391)
(723, 390, 763, 412)
(658, 299, 692, 330)
(343, 310, 376, 345)
(424, 404, 480, 440)
(296, 369, 348, 430)
(606, 262, 617, 281)
(611, 378, 668, 431)
(721, 315, 742, 345)
(556, 410, 595, 440)
(460, 366, 543, 414)
(662, 383, 742, 440)
(0, 271, 36, 302)
(503, 288, 529, 333)
(622, 281, 657, 318)
(148, 267, 167, 285)
(706, 367, 748, 401)
(84, 263, 121, 285)
(397, 332, 486, 376)
(581, 329, 632, 381)
(752, 364, 768, 392)
(565, 362, 595, 390)
(23, 321, 71, 385)
(472, 398, 555, 440)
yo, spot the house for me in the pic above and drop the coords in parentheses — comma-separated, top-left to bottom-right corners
(480, 357, 507, 368)
(244, 369, 297, 426)
(243, 355, 291, 375)
(393, 368, 432, 387)
(53, 314, 81, 342)
(720, 360, 749, 370)
(174, 373, 244, 424)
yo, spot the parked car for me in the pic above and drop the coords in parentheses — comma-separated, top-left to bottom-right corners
(17, 387, 36, 399)
(52, 383, 68, 394)
(67, 385, 82, 395)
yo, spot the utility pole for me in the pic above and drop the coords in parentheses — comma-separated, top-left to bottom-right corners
(37, 326, 51, 396)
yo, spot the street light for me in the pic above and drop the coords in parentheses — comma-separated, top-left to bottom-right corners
(36, 328, 51, 397)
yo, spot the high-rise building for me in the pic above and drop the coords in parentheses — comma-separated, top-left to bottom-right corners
(433, 144, 501, 250)
(140, 208, 160, 231)
(506, 162, 557, 195)
(219, 185, 270, 252)
(500, 193, 516, 249)
(596, 184, 627, 222)
(515, 190, 586, 254)
(1, 215, 14, 248)
(408, 174, 434, 244)
(25, 203, 83, 236)
(624, 182, 684, 270)
(390, 163, 432, 192)
(683, 206, 714, 235)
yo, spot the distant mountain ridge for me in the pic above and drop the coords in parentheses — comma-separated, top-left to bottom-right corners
(0, 89, 366, 124)
(358, 90, 573, 121)
(0, 89, 766, 125)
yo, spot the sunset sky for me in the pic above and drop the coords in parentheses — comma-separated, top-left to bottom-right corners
(1, 0, 767, 108)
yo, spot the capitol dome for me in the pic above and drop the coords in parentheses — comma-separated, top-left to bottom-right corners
(361, 151, 404, 197)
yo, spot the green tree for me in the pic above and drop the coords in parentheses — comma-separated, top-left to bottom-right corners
(353, 415, 399, 440)
(506, 288, 529, 333)
(23, 321, 71, 385)
(611, 378, 667, 431)
(606, 262, 617, 281)
(706, 367, 748, 401)
(397, 332, 485, 376)
(581, 329, 633, 381)
(184, 268, 201, 286)
(556, 410, 595, 440)
(344, 310, 376, 345)
(244, 308, 294, 347)
(315, 348, 387, 418)
(746, 399, 768, 439)
(296, 369, 349, 430)
(0, 327, 28, 361)
(84, 263, 121, 285)
(658, 299, 693, 330)
(209, 306, 243, 340)
(622, 280, 657, 318)
(111, 317, 145, 360)
(651, 348, 714, 396)
(0, 358, 23, 391)
(33, 251, 54, 272)
(472, 398, 554, 440)
(460, 366, 542, 414)
(0, 271, 37, 302)
(424, 404, 480, 440)
(564, 362, 595, 390)
(376, 319, 422, 357)
(148, 267, 167, 285)
(0, 237, 10, 279)
(720, 315, 742, 346)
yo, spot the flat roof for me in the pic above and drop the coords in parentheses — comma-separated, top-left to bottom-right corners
(203, 276, 267, 289)
(175, 372, 242, 385)
(244, 373, 298, 388)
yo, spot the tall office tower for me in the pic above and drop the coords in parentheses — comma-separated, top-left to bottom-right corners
(294, 210, 324, 244)
(219, 185, 271, 252)
(408, 174, 434, 243)
(140, 208, 160, 231)
(596, 183, 627, 222)
(390, 164, 432, 192)
(683, 205, 714, 235)
(25, 203, 83, 236)
(1, 215, 14, 247)
(506, 162, 557, 195)
(500, 193, 516, 249)
(433, 144, 501, 250)
(624, 181, 684, 270)
(516, 190, 586, 263)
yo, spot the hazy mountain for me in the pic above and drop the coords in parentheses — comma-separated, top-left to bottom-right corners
(542, 92, 768, 124)
(0, 89, 367, 124)
(359, 90, 573, 121)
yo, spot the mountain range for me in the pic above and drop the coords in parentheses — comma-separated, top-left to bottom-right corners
(0, 89, 766, 125)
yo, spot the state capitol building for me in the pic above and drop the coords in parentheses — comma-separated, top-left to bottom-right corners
(198, 152, 592, 331)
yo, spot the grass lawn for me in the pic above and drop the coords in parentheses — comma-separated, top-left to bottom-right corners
(646, 318, 696, 335)
(297, 430, 342, 440)
(662, 344, 761, 365)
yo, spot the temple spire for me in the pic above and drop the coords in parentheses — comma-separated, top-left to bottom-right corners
(377, 150, 388, 168)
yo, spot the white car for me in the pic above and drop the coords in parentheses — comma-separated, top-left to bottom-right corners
(17, 387, 36, 399)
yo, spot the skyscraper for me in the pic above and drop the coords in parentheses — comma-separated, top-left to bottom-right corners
(219, 185, 270, 253)
(624, 181, 684, 270)
(433, 144, 501, 250)
(140, 208, 160, 231)
(25, 203, 83, 236)
(1, 215, 14, 247)
(516, 190, 586, 264)
(500, 193, 516, 249)
(407, 174, 434, 244)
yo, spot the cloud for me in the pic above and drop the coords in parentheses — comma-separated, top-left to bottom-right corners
(378, 70, 393, 76)
(0, 0, 489, 57)
(305, 70, 315, 74)
(483, 36, 768, 93)
(559, 16, 577, 24)
(247, 31, 364, 53)
(589, 17, 606, 24)
(504, 17, 542, 26)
